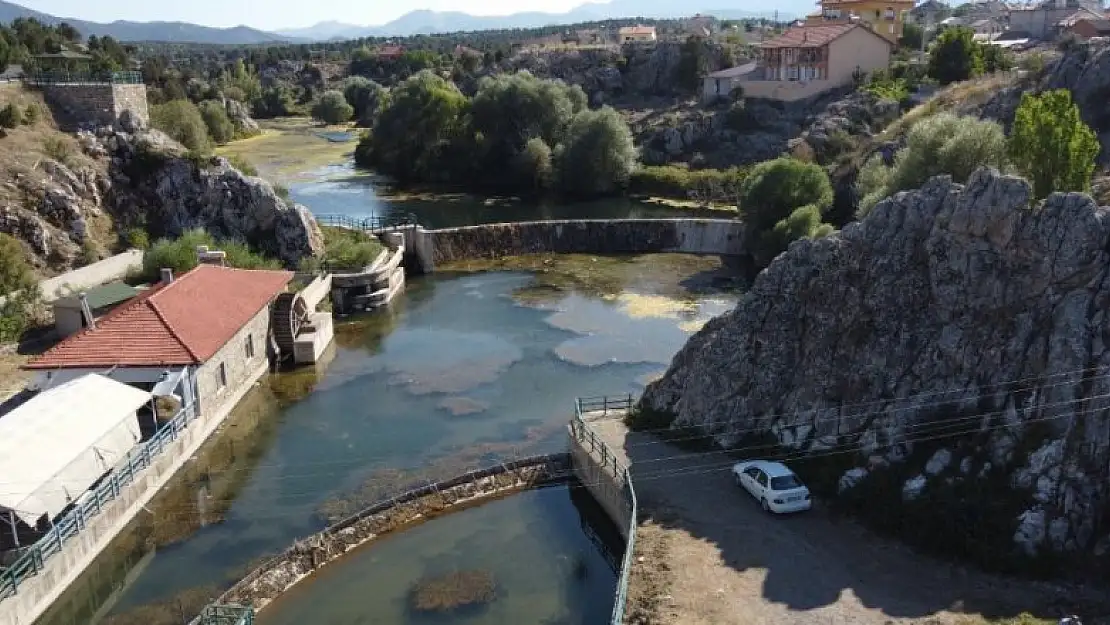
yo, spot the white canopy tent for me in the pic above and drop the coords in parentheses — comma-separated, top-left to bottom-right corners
(0, 374, 150, 538)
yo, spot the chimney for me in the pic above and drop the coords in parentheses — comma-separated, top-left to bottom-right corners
(160, 268, 174, 284)
(78, 292, 96, 330)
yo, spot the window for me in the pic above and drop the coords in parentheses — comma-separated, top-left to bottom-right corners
(757, 472, 769, 488)
(788, 66, 800, 80)
(770, 475, 803, 491)
(216, 362, 227, 392)
(245, 334, 255, 360)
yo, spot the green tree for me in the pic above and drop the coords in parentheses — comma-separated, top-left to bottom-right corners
(197, 100, 234, 144)
(254, 84, 296, 118)
(470, 71, 587, 188)
(739, 157, 834, 263)
(856, 113, 1009, 216)
(517, 137, 554, 191)
(311, 90, 354, 125)
(981, 44, 1013, 73)
(555, 106, 636, 198)
(899, 22, 924, 51)
(1008, 89, 1100, 200)
(0, 103, 23, 128)
(927, 26, 983, 85)
(358, 70, 468, 183)
(342, 76, 389, 127)
(218, 59, 262, 103)
(150, 100, 211, 152)
(0, 233, 39, 342)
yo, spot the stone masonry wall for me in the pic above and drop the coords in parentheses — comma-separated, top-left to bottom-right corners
(40, 83, 149, 130)
(412, 219, 747, 271)
(111, 84, 149, 128)
(195, 304, 273, 418)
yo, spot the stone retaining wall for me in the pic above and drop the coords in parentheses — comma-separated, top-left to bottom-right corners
(40, 83, 148, 130)
(406, 219, 746, 273)
(212, 453, 573, 614)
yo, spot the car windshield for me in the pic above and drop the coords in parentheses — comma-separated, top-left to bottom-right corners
(770, 475, 802, 491)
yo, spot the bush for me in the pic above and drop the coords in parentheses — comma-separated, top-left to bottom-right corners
(123, 228, 150, 250)
(516, 137, 554, 191)
(227, 153, 259, 177)
(197, 100, 235, 145)
(740, 157, 835, 264)
(0, 103, 22, 129)
(0, 233, 40, 342)
(629, 165, 747, 204)
(319, 226, 384, 270)
(151, 100, 211, 153)
(311, 90, 354, 125)
(863, 76, 909, 101)
(1008, 89, 1100, 200)
(927, 26, 983, 85)
(22, 104, 40, 125)
(142, 229, 279, 281)
(856, 113, 1009, 217)
(42, 136, 74, 164)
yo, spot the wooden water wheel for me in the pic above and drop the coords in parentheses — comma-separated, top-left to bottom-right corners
(271, 292, 309, 359)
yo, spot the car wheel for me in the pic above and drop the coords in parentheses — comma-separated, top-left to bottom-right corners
(761, 498, 770, 513)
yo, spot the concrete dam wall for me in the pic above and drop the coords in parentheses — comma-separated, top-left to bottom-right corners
(406, 219, 747, 272)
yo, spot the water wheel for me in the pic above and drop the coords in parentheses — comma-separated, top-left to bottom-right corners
(271, 292, 309, 359)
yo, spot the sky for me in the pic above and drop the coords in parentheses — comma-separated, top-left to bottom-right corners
(20, 0, 592, 30)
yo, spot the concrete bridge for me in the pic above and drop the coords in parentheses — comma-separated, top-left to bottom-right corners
(398, 218, 748, 273)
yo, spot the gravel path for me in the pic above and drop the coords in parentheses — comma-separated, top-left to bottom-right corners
(588, 417, 1098, 625)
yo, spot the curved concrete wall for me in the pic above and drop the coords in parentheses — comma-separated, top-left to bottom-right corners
(209, 454, 573, 615)
(405, 219, 747, 272)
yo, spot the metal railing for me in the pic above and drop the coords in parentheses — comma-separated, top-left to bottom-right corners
(0, 401, 196, 600)
(315, 212, 419, 232)
(571, 395, 638, 624)
(198, 604, 254, 625)
(24, 70, 143, 85)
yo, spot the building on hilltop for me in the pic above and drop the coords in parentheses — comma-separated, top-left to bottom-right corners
(804, 0, 914, 43)
(1009, 0, 1107, 38)
(25, 264, 294, 418)
(702, 23, 893, 102)
(619, 25, 658, 43)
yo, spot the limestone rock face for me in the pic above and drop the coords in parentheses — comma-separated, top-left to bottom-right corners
(642, 168, 1110, 558)
(224, 98, 261, 135)
(102, 129, 323, 265)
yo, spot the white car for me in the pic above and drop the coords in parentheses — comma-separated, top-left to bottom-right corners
(731, 460, 812, 514)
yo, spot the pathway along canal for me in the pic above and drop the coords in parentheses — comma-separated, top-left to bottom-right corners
(33, 146, 741, 625)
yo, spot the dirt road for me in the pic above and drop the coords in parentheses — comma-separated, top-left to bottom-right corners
(588, 417, 1099, 625)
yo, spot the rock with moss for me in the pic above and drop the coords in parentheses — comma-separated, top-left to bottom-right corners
(642, 167, 1110, 563)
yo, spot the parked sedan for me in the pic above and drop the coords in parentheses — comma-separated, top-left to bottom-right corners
(731, 460, 812, 514)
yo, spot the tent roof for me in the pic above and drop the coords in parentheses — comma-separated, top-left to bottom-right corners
(0, 374, 151, 524)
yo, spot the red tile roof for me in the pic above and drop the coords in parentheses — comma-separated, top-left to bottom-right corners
(27, 265, 293, 370)
(760, 23, 890, 48)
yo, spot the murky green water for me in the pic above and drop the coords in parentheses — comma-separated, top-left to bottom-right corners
(33, 151, 740, 625)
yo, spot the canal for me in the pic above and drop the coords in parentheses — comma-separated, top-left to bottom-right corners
(33, 124, 740, 625)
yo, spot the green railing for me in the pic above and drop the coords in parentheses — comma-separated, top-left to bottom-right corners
(24, 70, 143, 85)
(198, 604, 254, 625)
(316, 212, 418, 232)
(0, 401, 196, 601)
(572, 394, 637, 624)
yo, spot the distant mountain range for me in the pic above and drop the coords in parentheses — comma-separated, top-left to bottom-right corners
(0, 0, 293, 44)
(0, 0, 806, 45)
(279, 1, 805, 41)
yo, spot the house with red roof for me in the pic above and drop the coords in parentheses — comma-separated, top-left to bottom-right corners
(25, 264, 293, 418)
(703, 23, 892, 102)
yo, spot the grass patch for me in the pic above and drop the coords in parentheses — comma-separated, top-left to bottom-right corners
(142, 229, 281, 281)
(311, 225, 385, 271)
(629, 165, 746, 206)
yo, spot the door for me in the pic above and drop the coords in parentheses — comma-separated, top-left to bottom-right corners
(742, 467, 762, 496)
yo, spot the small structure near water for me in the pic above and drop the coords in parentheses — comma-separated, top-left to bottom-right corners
(330, 231, 407, 315)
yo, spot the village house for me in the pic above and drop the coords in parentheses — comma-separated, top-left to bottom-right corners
(1058, 9, 1110, 38)
(619, 25, 658, 43)
(1009, 0, 1105, 39)
(805, 0, 914, 42)
(24, 264, 294, 419)
(704, 23, 893, 102)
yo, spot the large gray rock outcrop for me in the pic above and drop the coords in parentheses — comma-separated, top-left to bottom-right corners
(101, 129, 323, 265)
(642, 168, 1110, 559)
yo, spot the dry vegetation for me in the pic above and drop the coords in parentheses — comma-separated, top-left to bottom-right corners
(0, 349, 31, 402)
(0, 84, 116, 276)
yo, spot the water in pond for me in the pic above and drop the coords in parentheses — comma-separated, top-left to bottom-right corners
(259, 486, 621, 625)
(33, 135, 741, 625)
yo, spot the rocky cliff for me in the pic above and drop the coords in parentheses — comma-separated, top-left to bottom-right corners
(641, 168, 1110, 567)
(98, 128, 323, 265)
